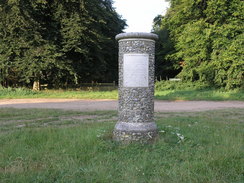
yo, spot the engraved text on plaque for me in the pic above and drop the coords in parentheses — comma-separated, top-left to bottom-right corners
(123, 54, 149, 87)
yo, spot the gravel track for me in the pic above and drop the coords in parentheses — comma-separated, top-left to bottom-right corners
(0, 99, 244, 112)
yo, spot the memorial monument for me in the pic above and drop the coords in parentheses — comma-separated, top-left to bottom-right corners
(113, 32, 158, 143)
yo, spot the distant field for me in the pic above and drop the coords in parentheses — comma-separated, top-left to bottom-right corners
(0, 108, 243, 182)
(0, 87, 243, 101)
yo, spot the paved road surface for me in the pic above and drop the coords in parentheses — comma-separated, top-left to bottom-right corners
(0, 99, 244, 112)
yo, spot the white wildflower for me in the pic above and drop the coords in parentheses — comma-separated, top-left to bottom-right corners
(176, 133, 185, 143)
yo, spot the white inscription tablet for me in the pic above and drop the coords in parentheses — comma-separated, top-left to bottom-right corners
(123, 54, 149, 87)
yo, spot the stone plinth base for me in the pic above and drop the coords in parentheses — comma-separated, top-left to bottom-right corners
(113, 122, 158, 143)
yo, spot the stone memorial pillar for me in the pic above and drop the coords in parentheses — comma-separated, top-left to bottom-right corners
(113, 32, 158, 143)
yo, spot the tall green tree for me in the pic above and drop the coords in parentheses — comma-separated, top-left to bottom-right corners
(0, 0, 126, 89)
(53, 0, 126, 83)
(152, 15, 181, 80)
(0, 0, 74, 89)
(156, 0, 244, 89)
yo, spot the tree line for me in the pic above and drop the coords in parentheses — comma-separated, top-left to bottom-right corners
(0, 0, 126, 90)
(153, 0, 243, 89)
(1, 0, 243, 90)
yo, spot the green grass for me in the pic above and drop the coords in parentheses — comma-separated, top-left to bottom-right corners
(155, 88, 244, 101)
(0, 108, 243, 183)
(154, 80, 244, 101)
(0, 88, 118, 100)
(0, 86, 243, 101)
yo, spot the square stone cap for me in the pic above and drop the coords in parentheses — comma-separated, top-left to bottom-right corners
(115, 32, 159, 41)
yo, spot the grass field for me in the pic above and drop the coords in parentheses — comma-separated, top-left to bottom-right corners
(0, 108, 243, 183)
(0, 88, 118, 100)
(0, 87, 243, 101)
(155, 89, 244, 101)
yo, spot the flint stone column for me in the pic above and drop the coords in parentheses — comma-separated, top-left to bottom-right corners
(113, 32, 158, 143)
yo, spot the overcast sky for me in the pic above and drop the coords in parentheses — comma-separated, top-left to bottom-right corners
(113, 0, 170, 32)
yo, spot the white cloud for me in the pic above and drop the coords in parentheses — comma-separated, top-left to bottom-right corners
(113, 0, 169, 32)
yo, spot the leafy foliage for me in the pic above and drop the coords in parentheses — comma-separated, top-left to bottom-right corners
(0, 0, 126, 89)
(155, 0, 244, 89)
(152, 15, 181, 80)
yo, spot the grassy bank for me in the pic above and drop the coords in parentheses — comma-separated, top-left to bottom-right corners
(0, 108, 243, 182)
(155, 89, 244, 101)
(0, 88, 118, 100)
(0, 81, 243, 100)
(155, 80, 244, 101)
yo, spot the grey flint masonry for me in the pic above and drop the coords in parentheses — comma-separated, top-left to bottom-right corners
(113, 32, 158, 143)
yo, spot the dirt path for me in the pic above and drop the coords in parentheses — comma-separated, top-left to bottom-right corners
(0, 99, 244, 112)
